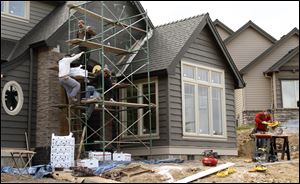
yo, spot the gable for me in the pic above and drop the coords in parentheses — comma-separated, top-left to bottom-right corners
(279, 53, 299, 71)
(242, 32, 299, 75)
(215, 25, 231, 40)
(226, 26, 274, 70)
(246, 34, 299, 77)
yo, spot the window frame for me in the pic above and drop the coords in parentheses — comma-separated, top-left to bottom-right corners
(1, 1, 30, 22)
(2, 80, 24, 116)
(120, 78, 159, 139)
(280, 79, 299, 108)
(181, 60, 227, 140)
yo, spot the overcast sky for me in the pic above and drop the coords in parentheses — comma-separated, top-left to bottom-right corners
(140, 1, 299, 40)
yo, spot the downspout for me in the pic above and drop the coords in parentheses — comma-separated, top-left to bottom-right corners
(27, 47, 34, 150)
(264, 73, 275, 117)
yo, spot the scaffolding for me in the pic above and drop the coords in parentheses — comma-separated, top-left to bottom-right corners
(65, 1, 154, 159)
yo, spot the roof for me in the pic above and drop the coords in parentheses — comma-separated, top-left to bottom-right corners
(6, 1, 154, 62)
(264, 46, 299, 74)
(240, 27, 299, 74)
(224, 20, 276, 44)
(128, 13, 245, 88)
(213, 19, 234, 35)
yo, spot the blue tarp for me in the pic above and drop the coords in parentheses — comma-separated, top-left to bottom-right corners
(1, 164, 53, 178)
(94, 161, 131, 174)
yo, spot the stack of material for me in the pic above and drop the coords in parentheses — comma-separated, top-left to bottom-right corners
(50, 133, 75, 169)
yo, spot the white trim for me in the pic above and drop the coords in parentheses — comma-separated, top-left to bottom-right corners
(181, 60, 227, 139)
(120, 77, 159, 139)
(1, 81, 24, 116)
(122, 146, 238, 156)
(1, 1, 30, 22)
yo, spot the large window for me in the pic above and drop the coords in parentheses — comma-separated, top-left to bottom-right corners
(120, 80, 158, 138)
(281, 80, 299, 108)
(1, 1, 29, 20)
(182, 62, 226, 138)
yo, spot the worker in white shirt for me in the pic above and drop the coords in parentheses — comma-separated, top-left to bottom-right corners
(58, 52, 84, 103)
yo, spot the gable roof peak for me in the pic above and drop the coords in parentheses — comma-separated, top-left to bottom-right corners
(155, 13, 207, 28)
(224, 20, 276, 44)
(213, 19, 234, 35)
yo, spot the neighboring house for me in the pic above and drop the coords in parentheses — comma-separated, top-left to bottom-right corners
(213, 19, 234, 41)
(123, 13, 245, 157)
(1, 1, 245, 164)
(215, 20, 299, 125)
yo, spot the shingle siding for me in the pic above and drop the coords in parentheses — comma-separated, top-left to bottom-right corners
(168, 26, 237, 150)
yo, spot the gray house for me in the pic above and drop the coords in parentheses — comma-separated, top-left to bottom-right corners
(2, 1, 245, 163)
(122, 13, 245, 157)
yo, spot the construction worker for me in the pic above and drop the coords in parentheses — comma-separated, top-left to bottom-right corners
(255, 109, 273, 132)
(71, 20, 96, 71)
(83, 65, 114, 120)
(58, 52, 84, 103)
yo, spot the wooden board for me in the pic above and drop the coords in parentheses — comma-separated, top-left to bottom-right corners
(67, 39, 130, 55)
(174, 162, 235, 183)
(1, 149, 36, 154)
(68, 4, 146, 33)
(81, 99, 156, 108)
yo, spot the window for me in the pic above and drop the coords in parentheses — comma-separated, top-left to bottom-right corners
(1, 1, 29, 20)
(2, 81, 24, 115)
(120, 80, 158, 138)
(182, 62, 226, 138)
(281, 80, 299, 108)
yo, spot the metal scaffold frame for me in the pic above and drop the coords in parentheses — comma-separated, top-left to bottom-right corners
(65, 1, 154, 159)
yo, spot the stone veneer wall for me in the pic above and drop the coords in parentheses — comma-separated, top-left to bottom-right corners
(242, 108, 299, 124)
(33, 48, 65, 165)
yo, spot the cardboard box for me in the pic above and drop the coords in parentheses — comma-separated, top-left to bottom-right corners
(77, 159, 99, 168)
(88, 152, 112, 161)
(113, 152, 131, 162)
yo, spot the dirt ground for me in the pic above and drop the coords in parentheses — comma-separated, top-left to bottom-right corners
(1, 130, 299, 183)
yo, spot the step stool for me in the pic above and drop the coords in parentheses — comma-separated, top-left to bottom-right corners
(271, 135, 291, 160)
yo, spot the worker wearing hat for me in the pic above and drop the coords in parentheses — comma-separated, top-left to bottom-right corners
(83, 65, 113, 120)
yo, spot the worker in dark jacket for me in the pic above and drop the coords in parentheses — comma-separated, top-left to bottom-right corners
(83, 65, 114, 120)
(71, 20, 96, 71)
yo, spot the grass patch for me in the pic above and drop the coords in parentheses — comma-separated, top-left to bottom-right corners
(237, 123, 254, 130)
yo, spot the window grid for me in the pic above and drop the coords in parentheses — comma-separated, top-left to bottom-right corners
(120, 80, 159, 138)
(182, 62, 226, 138)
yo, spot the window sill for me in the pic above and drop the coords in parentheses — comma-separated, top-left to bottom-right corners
(182, 135, 227, 141)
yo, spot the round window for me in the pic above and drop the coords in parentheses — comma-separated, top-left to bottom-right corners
(2, 81, 24, 116)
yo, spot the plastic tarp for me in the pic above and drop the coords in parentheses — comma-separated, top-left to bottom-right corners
(1, 164, 53, 178)
(93, 161, 131, 174)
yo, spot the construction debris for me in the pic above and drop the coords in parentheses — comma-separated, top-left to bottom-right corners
(174, 162, 235, 183)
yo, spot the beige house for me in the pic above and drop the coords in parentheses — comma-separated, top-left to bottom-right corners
(213, 19, 234, 40)
(215, 20, 299, 124)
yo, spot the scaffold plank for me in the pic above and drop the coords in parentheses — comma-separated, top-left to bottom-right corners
(68, 4, 146, 33)
(67, 39, 130, 55)
(81, 99, 156, 108)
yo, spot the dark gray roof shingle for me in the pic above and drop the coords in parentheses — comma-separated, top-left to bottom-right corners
(128, 14, 206, 74)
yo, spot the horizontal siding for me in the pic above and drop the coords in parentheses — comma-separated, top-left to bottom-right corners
(1, 1, 55, 40)
(215, 25, 231, 41)
(226, 27, 273, 70)
(1, 58, 32, 148)
(244, 35, 299, 110)
(168, 25, 237, 150)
